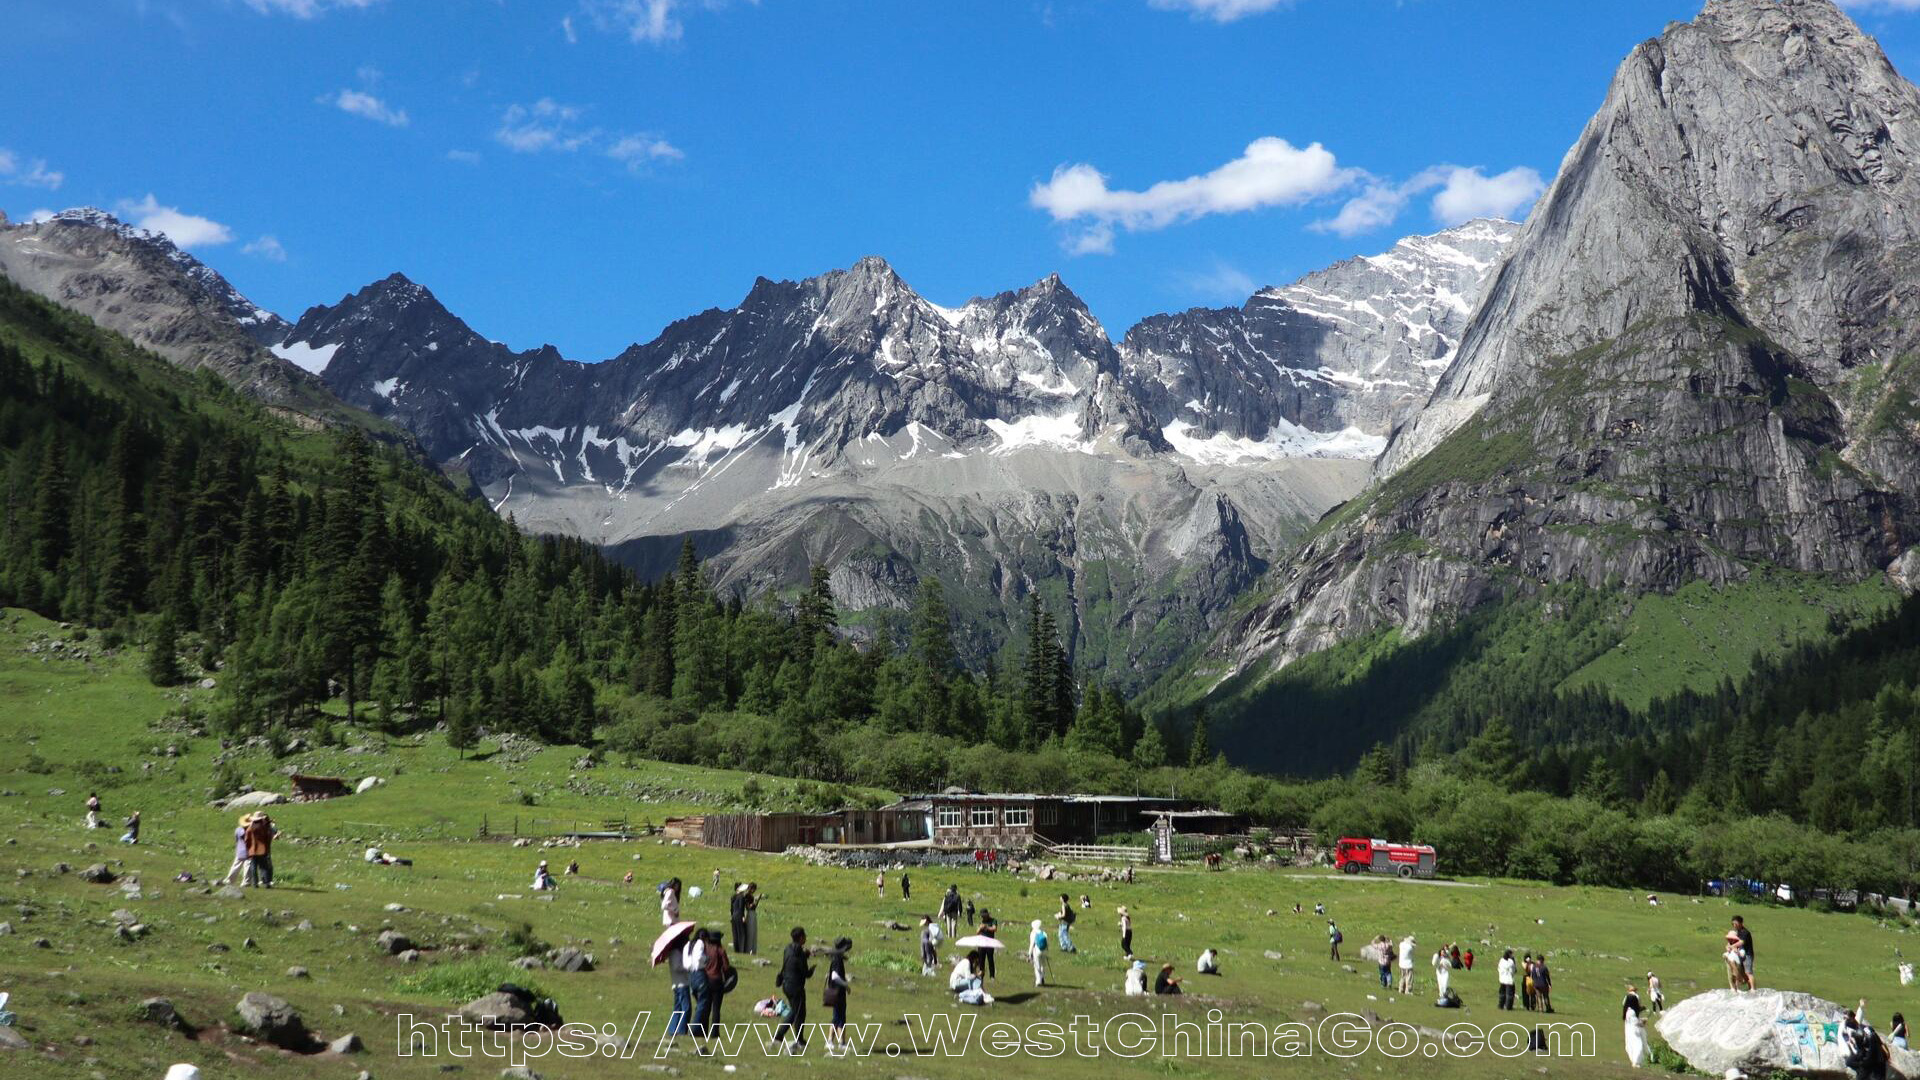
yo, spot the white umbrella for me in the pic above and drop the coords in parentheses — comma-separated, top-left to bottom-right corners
(651, 920, 697, 966)
(953, 934, 1004, 950)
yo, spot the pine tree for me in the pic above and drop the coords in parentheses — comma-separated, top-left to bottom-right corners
(446, 705, 478, 760)
(1460, 717, 1521, 787)
(145, 613, 181, 687)
(1186, 706, 1212, 767)
(1353, 742, 1395, 787)
(794, 563, 836, 668)
(1578, 756, 1624, 809)
(1132, 720, 1169, 769)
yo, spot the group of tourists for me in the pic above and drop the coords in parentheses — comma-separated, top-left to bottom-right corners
(220, 811, 278, 887)
(81, 793, 140, 844)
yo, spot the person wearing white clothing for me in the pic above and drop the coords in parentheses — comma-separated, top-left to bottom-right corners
(1497, 949, 1517, 1010)
(1197, 948, 1220, 975)
(661, 877, 682, 926)
(1123, 959, 1148, 996)
(1397, 935, 1417, 995)
(1432, 947, 1452, 999)
(1028, 920, 1049, 986)
(1622, 982, 1647, 1068)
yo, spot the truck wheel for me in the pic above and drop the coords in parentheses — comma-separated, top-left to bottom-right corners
(1343, 862, 1360, 874)
(1397, 865, 1414, 879)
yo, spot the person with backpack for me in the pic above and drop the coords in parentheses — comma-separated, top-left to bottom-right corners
(824, 937, 853, 1056)
(940, 885, 962, 939)
(697, 929, 734, 1053)
(1028, 920, 1050, 986)
(1328, 919, 1343, 961)
(1845, 1007, 1890, 1080)
(1056, 893, 1077, 953)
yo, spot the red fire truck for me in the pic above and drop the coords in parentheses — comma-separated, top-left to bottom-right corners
(1335, 837, 1438, 879)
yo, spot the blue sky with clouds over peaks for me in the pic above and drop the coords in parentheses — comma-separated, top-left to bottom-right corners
(4, 0, 1920, 358)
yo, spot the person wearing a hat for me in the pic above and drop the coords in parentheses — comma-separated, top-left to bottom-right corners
(532, 860, 556, 891)
(222, 814, 254, 886)
(1647, 970, 1664, 1013)
(1028, 920, 1049, 986)
(1124, 959, 1148, 995)
(1397, 933, 1417, 994)
(1117, 906, 1133, 960)
(243, 812, 278, 887)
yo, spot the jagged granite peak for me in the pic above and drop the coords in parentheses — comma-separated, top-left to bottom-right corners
(1203, 0, 1920, 691)
(1121, 219, 1520, 463)
(0, 207, 334, 410)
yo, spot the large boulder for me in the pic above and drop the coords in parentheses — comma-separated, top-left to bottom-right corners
(546, 946, 593, 973)
(77, 863, 116, 884)
(375, 930, 414, 955)
(223, 791, 287, 810)
(1657, 989, 1920, 1079)
(139, 997, 191, 1034)
(234, 991, 312, 1051)
(459, 984, 562, 1030)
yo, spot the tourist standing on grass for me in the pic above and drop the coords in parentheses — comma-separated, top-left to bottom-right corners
(875, 871, 886, 899)
(1646, 971, 1664, 1013)
(919, 916, 940, 976)
(665, 930, 692, 1039)
(698, 929, 732, 1053)
(1328, 919, 1342, 961)
(120, 810, 141, 845)
(244, 812, 277, 886)
(683, 924, 710, 1042)
(731, 883, 750, 952)
(979, 909, 999, 979)
(1433, 945, 1452, 999)
(1057, 893, 1077, 953)
(661, 877, 682, 927)
(772, 927, 815, 1054)
(941, 885, 962, 939)
(1373, 935, 1393, 988)
(1028, 920, 1049, 986)
(824, 937, 853, 1056)
(1118, 906, 1134, 960)
(1731, 915, 1755, 990)
(1533, 955, 1554, 1013)
(1521, 953, 1537, 1010)
(1622, 982, 1647, 1068)
(1397, 934, 1417, 994)
(901, 872, 910, 900)
(744, 883, 760, 954)
(965, 898, 976, 925)
(1498, 949, 1517, 1010)
(221, 814, 252, 885)
(85, 792, 101, 830)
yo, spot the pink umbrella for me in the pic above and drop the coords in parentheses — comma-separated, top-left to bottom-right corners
(651, 920, 697, 966)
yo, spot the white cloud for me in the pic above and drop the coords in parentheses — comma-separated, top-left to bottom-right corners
(495, 99, 597, 153)
(607, 133, 685, 170)
(25, 209, 56, 223)
(242, 235, 288, 261)
(1148, 0, 1291, 22)
(1030, 136, 1354, 254)
(577, 0, 682, 43)
(324, 88, 410, 127)
(243, 0, 382, 17)
(1428, 165, 1545, 225)
(1837, 0, 1920, 10)
(562, 15, 579, 43)
(1315, 164, 1544, 236)
(446, 149, 483, 165)
(0, 148, 65, 191)
(117, 194, 234, 248)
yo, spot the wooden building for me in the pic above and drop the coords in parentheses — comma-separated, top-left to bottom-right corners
(684, 812, 841, 852)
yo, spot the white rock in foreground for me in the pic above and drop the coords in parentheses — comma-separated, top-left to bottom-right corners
(1656, 989, 1920, 1079)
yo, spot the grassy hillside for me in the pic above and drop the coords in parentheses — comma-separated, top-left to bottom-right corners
(5, 605, 1919, 1080)
(1152, 572, 1896, 777)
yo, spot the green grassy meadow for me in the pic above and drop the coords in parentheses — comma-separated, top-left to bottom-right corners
(4, 607, 1917, 1080)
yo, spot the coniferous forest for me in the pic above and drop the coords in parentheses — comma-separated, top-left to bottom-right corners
(9, 271, 1920, 899)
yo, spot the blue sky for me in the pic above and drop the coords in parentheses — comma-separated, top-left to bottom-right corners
(5, 0, 1920, 359)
